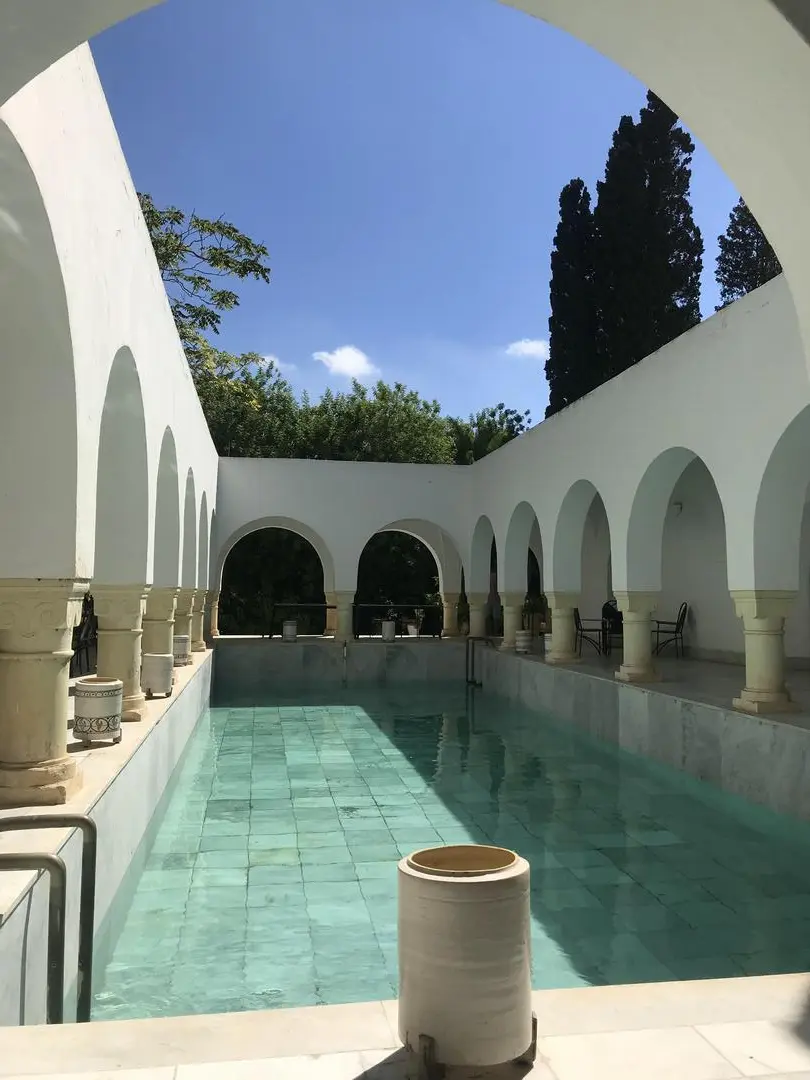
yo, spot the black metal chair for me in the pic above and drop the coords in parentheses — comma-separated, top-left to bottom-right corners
(653, 601, 688, 657)
(574, 608, 602, 656)
(601, 601, 623, 656)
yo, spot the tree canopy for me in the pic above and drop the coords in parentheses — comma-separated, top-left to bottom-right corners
(715, 197, 782, 308)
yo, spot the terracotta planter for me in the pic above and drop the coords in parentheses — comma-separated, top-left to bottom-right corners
(515, 629, 532, 654)
(381, 620, 396, 642)
(173, 634, 191, 667)
(141, 653, 174, 699)
(73, 676, 123, 747)
(282, 619, 297, 643)
(398, 844, 534, 1070)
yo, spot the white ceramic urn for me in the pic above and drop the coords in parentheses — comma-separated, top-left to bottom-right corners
(173, 634, 191, 667)
(141, 653, 174, 698)
(381, 619, 396, 643)
(398, 844, 534, 1070)
(515, 629, 532, 654)
(282, 620, 297, 643)
(73, 676, 124, 747)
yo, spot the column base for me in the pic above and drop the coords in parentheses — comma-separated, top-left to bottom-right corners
(122, 692, 147, 722)
(499, 640, 516, 652)
(733, 690, 799, 714)
(615, 664, 660, 684)
(545, 652, 580, 666)
(191, 642, 207, 653)
(0, 757, 81, 807)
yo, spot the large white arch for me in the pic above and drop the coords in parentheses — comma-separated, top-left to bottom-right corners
(6, 1, 810, 387)
(0, 117, 79, 579)
(550, 479, 611, 595)
(213, 516, 337, 595)
(93, 346, 149, 584)
(152, 426, 180, 587)
(468, 515, 496, 595)
(374, 518, 464, 596)
(503, 501, 543, 594)
(181, 469, 197, 588)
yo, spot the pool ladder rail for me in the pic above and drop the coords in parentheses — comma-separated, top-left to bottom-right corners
(465, 635, 496, 688)
(0, 813, 98, 1024)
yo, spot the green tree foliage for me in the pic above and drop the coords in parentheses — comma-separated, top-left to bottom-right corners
(545, 179, 598, 418)
(448, 404, 532, 464)
(715, 197, 782, 308)
(593, 92, 703, 382)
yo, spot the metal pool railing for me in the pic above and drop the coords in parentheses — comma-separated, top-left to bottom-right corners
(0, 814, 98, 1023)
(465, 635, 496, 688)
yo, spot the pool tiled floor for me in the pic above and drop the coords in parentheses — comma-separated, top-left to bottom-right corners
(94, 685, 810, 1020)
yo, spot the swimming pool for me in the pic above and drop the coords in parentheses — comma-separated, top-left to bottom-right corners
(93, 683, 810, 1020)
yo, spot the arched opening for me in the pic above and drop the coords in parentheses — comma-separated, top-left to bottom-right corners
(628, 448, 736, 660)
(181, 469, 197, 588)
(355, 529, 443, 638)
(468, 515, 501, 636)
(754, 406, 810, 662)
(152, 426, 180, 587)
(0, 118, 78, 579)
(197, 491, 209, 592)
(219, 528, 326, 637)
(504, 501, 547, 631)
(551, 480, 612, 619)
(213, 517, 335, 637)
(93, 346, 149, 585)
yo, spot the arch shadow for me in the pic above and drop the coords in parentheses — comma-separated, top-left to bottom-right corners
(198, 491, 209, 592)
(181, 469, 197, 588)
(503, 501, 544, 595)
(551, 480, 610, 595)
(153, 426, 180, 587)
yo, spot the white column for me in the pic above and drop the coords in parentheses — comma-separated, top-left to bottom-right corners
(544, 592, 580, 665)
(92, 584, 150, 722)
(442, 592, 460, 638)
(142, 586, 178, 656)
(209, 589, 220, 638)
(0, 580, 86, 807)
(191, 589, 207, 652)
(614, 590, 659, 684)
(500, 591, 523, 650)
(324, 592, 337, 636)
(467, 592, 487, 638)
(731, 590, 798, 713)
(334, 591, 354, 642)
(174, 588, 195, 662)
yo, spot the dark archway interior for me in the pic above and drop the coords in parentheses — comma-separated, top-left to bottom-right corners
(355, 532, 441, 636)
(220, 528, 325, 635)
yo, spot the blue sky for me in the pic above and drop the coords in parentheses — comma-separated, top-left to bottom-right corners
(92, 0, 738, 421)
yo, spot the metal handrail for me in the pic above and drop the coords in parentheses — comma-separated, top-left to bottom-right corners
(465, 635, 496, 687)
(0, 814, 97, 1022)
(0, 852, 67, 1023)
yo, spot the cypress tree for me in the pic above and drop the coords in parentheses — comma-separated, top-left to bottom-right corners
(593, 91, 703, 381)
(545, 178, 598, 418)
(715, 197, 782, 308)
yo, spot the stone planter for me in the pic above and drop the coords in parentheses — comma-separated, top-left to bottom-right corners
(406, 623, 419, 637)
(381, 619, 396, 643)
(282, 619, 297, 643)
(141, 653, 174, 699)
(173, 633, 191, 667)
(515, 629, 532, 654)
(73, 676, 123, 747)
(398, 844, 535, 1071)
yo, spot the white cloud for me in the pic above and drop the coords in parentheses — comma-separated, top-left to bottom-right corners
(505, 338, 549, 361)
(260, 354, 297, 373)
(313, 344, 380, 379)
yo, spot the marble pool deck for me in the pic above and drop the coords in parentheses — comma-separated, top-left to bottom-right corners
(6, 975, 810, 1078)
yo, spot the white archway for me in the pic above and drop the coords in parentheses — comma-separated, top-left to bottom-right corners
(152, 426, 180, 587)
(0, 118, 79, 579)
(93, 346, 149, 585)
(213, 515, 337, 595)
(375, 518, 464, 596)
(550, 479, 612, 599)
(503, 501, 543, 594)
(197, 491, 209, 592)
(181, 469, 197, 588)
(469, 515, 496, 595)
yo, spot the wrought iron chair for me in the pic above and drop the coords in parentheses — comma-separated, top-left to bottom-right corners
(653, 601, 688, 657)
(573, 608, 602, 656)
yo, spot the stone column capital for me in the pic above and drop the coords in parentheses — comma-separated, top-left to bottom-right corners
(93, 584, 150, 629)
(145, 586, 179, 621)
(731, 589, 798, 623)
(0, 578, 88, 646)
(175, 588, 197, 616)
(613, 591, 660, 617)
(545, 591, 580, 611)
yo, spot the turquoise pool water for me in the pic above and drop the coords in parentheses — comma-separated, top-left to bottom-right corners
(94, 684, 810, 1020)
